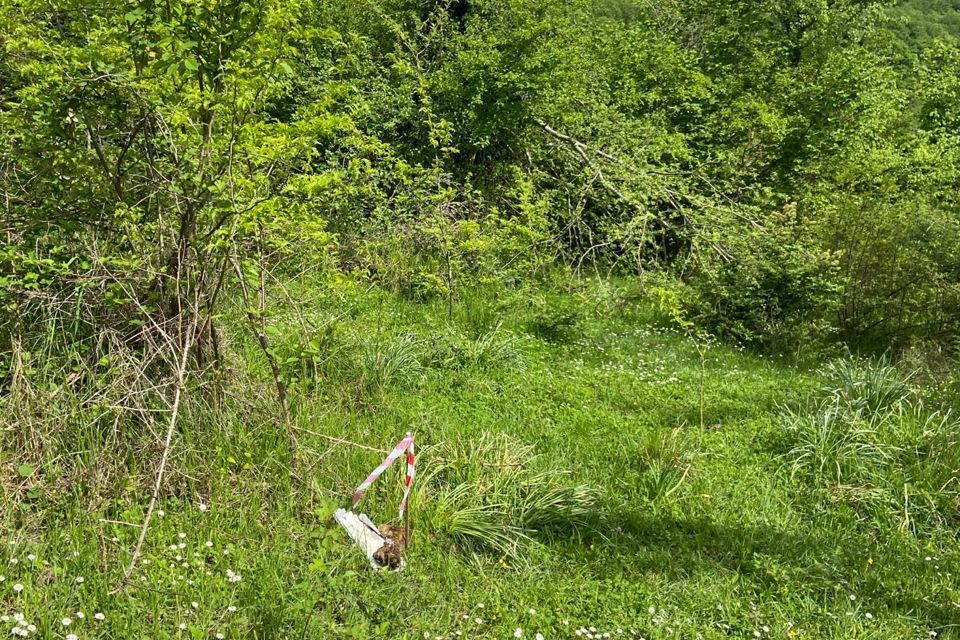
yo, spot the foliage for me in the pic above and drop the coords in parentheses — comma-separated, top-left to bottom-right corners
(2, 0, 960, 359)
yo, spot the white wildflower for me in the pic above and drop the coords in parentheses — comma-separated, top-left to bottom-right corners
(514, 629, 523, 638)
(13, 583, 23, 593)
(61, 617, 73, 626)
(94, 613, 105, 621)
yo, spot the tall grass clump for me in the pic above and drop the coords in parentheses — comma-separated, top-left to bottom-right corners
(355, 333, 424, 399)
(821, 356, 911, 415)
(780, 399, 893, 486)
(634, 427, 694, 505)
(426, 325, 524, 372)
(781, 356, 960, 534)
(418, 433, 597, 559)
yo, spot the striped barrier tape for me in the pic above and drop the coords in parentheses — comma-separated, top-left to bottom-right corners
(352, 432, 415, 518)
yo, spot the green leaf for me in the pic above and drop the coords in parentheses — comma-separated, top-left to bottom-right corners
(17, 463, 35, 478)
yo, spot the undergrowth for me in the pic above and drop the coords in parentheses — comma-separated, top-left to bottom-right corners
(1, 281, 958, 639)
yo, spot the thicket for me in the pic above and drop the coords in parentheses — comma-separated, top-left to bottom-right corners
(2, 0, 959, 378)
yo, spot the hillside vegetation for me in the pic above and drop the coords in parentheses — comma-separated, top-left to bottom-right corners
(2, 1, 960, 639)
(891, 0, 960, 49)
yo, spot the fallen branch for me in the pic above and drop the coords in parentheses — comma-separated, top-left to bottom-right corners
(534, 118, 645, 213)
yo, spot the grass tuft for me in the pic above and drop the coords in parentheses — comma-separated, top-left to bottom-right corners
(419, 433, 597, 558)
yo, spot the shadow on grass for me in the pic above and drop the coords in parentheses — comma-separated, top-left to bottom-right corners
(554, 508, 960, 631)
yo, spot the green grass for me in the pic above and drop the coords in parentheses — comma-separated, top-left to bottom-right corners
(2, 279, 959, 639)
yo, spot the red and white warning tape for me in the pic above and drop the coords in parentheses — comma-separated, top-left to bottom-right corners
(352, 432, 415, 517)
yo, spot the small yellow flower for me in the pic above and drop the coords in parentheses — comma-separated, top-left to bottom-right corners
(867, 556, 874, 565)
